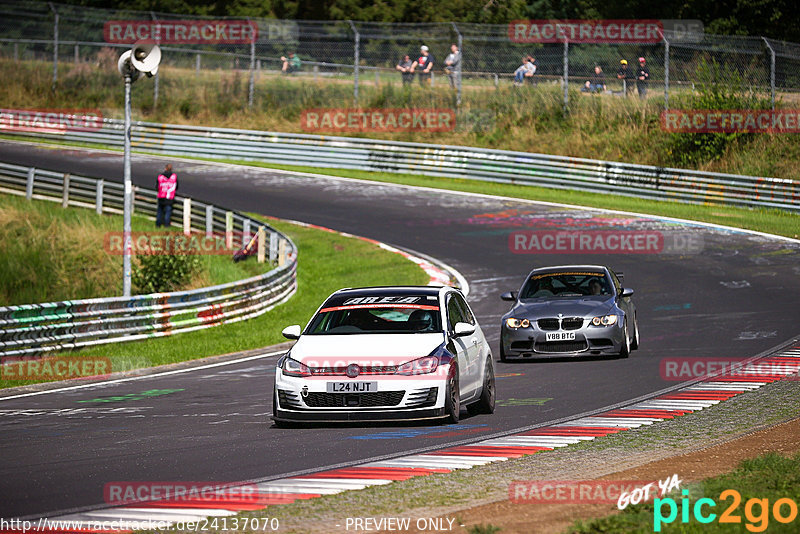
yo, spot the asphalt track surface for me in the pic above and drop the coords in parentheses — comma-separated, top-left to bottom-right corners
(1, 140, 799, 519)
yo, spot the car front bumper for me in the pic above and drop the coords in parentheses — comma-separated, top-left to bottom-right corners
(273, 369, 449, 422)
(501, 323, 625, 358)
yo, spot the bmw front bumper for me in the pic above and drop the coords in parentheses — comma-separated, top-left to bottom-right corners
(501, 322, 625, 358)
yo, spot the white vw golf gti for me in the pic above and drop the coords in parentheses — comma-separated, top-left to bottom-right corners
(273, 286, 495, 425)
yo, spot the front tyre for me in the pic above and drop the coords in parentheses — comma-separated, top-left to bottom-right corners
(469, 357, 495, 415)
(630, 312, 640, 351)
(618, 321, 631, 359)
(444, 365, 461, 424)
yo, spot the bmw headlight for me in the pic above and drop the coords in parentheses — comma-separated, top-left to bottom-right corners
(505, 317, 530, 329)
(591, 314, 619, 326)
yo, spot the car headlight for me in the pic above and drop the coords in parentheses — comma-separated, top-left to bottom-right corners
(505, 317, 530, 329)
(282, 356, 311, 377)
(591, 314, 619, 326)
(396, 356, 439, 375)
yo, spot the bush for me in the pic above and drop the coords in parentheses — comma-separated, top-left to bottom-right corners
(132, 253, 200, 294)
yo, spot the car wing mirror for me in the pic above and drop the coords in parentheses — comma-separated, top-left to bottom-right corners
(500, 291, 517, 302)
(453, 322, 476, 337)
(620, 287, 634, 298)
(282, 324, 302, 339)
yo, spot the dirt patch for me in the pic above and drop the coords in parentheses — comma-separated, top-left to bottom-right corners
(394, 417, 800, 534)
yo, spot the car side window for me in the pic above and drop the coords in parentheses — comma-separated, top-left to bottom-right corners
(446, 294, 465, 331)
(609, 272, 622, 294)
(454, 294, 475, 325)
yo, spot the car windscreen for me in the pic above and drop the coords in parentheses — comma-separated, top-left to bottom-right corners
(520, 271, 612, 298)
(306, 298, 442, 335)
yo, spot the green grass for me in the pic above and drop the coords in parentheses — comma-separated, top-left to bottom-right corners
(218, 161, 800, 240)
(571, 452, 800, 533)
(0, 214, 429, 389)
(0, 193, 264, 305)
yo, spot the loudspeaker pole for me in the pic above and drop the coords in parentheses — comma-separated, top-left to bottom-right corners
(123, 73, 133, 297)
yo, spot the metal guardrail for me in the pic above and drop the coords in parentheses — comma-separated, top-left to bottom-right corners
(4, 118, 798, 212)
(0, 161, 298, 358)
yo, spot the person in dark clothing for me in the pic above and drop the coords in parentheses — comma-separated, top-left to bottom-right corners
(155, 164, 177, 227)
(589, 65, 606, 93)
(636, 57, 650, 99)
(396, 55, 414, 85)
(411, 45, 434, 86)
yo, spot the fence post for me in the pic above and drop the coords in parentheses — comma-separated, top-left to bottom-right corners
(494, 73, 498, 88)
(225, 211, 233, 249)
(257, 226, 266, 263)
(452, 22, 463, 107)
(562, 38, 569, 112)
(313, 64, 318, 81)
(95, 179, 103, 214)
(26, 168, 34, 200)
(269, 231, 278, 263)
(243, 218, 251, 243)
(49, 3, 58, 89)
(663, 34, 670, 110)
(183, 198, 191, 235)
(248, 19, 255, 108)
(74, 44, 79, 64)
(375, 68, 379, 85)
(763, 37, 776, 110)
(205, 204, 213, 237)
(61, 173, 70, 208)
(195, 54, 200, 77)
(348, 20, 359, 105)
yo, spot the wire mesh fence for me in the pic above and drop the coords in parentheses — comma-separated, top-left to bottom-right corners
(0, 0, 798, 111)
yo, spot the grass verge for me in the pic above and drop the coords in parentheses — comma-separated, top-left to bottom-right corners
(0, 192, 265, 305)
(571, 452, 800, 533)
(0, 215, 428, 390)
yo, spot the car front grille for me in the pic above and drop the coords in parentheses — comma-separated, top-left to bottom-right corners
(537, 318, 559, 330)
(510, 340, 533, 351)
(561, 317, 584, 330)
(535, 340, 589, 353)
(303, 391, 405, 408)
(537, 317, 584, 331)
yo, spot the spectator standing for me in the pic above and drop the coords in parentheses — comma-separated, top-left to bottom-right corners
(396, 55, 413, 85)
(616, 59, 633, 94)
(444, 43, 461, 89)
(589, 65, 606, 93)
(156, 164, 177, 228)
(636, 57, 650, 98)
(411, 45, 435, 86)
(281, 52, 301, 74)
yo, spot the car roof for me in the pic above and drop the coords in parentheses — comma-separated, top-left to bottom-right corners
(528, 265, 609, 275)
(329, 286, 450, 299)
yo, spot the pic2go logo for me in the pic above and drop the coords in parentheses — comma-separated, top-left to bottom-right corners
(654, 489, 799, 532)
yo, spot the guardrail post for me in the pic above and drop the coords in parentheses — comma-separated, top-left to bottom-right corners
(61, 173, 70, 208)
(205, 204, 213, 238)
(278, 238, 286, 266)
(269, 231, 278, 263)
(225, 211, 233, 249)
(95, 179, 103, 214)
(183, 198, 191, 235)
(26, 168, 34, 200)
(257, 226, 266, 263)
(243, 219, 251, 243)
